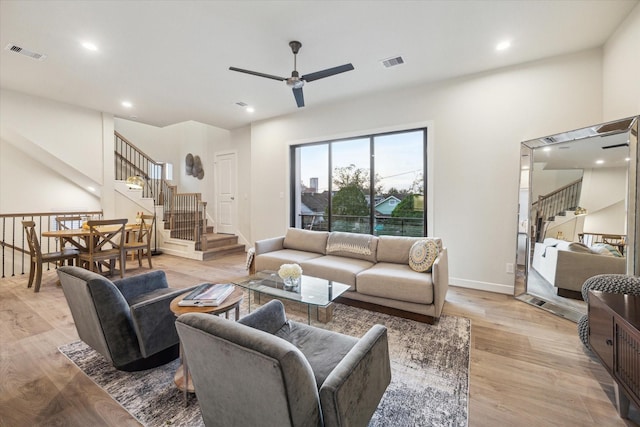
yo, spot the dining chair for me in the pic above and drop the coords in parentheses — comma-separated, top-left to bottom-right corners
(124, 214, 155, 269)
(78, 218, 128, 278)
(55, 215, 83, 230)
(22, 221, 80, 292)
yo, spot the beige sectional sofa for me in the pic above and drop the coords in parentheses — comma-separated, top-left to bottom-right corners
(532, 238, 626, 298)
(253, 228, 449, 323)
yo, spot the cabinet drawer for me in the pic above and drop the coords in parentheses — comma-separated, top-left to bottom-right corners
(589, 292, 614, 372)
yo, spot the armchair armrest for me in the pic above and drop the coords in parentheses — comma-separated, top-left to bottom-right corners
(238, 299, 288, 335)
(130, 286, 196, 358)
(255, 236, 285, 256)
(319, 324, 391, 426)
(114, 270, 169, 303)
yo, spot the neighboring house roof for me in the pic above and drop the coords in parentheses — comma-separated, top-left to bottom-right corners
(301, 192, 329, 213)
(375, 196, 401, 216)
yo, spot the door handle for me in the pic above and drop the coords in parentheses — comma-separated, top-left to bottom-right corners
(230, 196, 235, 200)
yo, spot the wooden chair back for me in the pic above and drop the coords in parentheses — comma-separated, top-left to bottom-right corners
(22, 220, 43, 263)
(55, 215, 83, 230)
(80, 218, 128, 278)
(125, 215, 155, 268)
(22, 220, 79, 292)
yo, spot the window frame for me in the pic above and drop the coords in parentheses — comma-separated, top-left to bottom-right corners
(289, 127, 428, 237)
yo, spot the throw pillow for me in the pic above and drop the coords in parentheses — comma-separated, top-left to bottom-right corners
(408, 239, 439, 272)
(590, 243, 623, 257)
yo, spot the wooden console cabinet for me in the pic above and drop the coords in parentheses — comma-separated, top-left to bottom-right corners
(588, 290, 640, 418)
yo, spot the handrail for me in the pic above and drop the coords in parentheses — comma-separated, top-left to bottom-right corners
(533, 178, 583, 242)
(0, 210, 103, 278)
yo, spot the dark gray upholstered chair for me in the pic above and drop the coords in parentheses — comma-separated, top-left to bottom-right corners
(176, 299, 391, 427)
(578, 274, 640, 348)
(57, 266, 196, 371)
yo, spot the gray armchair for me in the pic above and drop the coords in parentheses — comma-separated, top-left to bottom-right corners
(57, 266, 195, 371)
(176, 299, 391, 427)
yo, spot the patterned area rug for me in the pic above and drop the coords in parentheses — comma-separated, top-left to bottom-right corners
(59, 303, 470, 427)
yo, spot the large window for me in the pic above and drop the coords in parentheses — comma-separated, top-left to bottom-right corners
(291, 128, 426, 236)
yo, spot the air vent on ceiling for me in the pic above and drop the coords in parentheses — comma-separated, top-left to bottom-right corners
(381, 56, 404, 68)
(5, 44, 47, 61)
(235, 102, 249, 107)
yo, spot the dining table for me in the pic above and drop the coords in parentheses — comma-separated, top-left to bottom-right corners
(42, 223, 141, 252)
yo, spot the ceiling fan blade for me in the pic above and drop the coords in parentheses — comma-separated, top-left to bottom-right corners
(229, 67, 287, 82)
(292, 87, 305, 108)
(302, 63, 354, 82)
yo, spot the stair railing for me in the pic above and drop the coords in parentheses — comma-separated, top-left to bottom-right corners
(115, 132, 206, 245)
(532, 178, 582, 242)
(0, 210, 103, 278)
(114, 131, 165, 203)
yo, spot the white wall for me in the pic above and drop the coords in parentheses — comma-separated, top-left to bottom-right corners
(249, 49, 604, 294)
(603, 3, 640, 121)
(0, 89, 107, 213)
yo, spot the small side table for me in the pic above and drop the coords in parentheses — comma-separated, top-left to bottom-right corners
(170, 286, 244, 404)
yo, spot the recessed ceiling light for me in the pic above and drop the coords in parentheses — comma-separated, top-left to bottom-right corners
(82, 42, 98, 51)
(542, 147, 551, 152)
(496, 40, 511, 51)
(246, 106, 255, 113)
(595, 159, 605, 164)
(625, 157, 631, 161)
(87, 186, 96, 192)
(121, 101, 133, 108)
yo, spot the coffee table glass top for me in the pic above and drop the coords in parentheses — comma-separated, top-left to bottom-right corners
(235, 270, 350, 307)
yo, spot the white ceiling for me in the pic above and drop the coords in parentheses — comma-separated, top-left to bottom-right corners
(1, 0, 637, 130)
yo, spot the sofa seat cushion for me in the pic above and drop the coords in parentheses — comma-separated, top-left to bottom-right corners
(356, 262, 434, 305)
(301, 255, 374, 290)
(275, 320, 358, 388)
(255, 250, 323, 272)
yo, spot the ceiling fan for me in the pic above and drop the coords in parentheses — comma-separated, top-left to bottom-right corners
(229, 41, 354, 108)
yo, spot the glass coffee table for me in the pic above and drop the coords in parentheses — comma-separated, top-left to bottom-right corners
(235, 271, 350, 324)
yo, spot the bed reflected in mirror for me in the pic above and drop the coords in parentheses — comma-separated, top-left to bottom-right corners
(515, 116, 639, 322)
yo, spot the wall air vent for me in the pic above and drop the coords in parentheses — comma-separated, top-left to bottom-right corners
(381, 56, 404, 68)
(5, 44, 47, 61)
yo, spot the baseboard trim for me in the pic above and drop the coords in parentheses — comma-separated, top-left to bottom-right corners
(450, 277, 514, 295)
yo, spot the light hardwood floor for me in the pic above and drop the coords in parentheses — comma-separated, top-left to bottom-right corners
(0, 253, 637, 426)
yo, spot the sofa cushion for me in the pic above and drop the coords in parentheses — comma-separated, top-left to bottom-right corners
(301, 255, 374, 290)
(377, 236, 442, 264)
(255, 250, 323, 272)
(555, 241, 592, 253)
(356, 263, 434, 305)
(408, 239, 439, 272)
(283, 228, 329, 255)
(326, 232, 378, 263)
(590, 243, 623, 257)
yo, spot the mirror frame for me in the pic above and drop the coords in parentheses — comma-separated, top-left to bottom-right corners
(515, 116, 639, 321)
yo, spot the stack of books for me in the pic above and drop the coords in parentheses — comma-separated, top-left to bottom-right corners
(178, 283, 235, 307)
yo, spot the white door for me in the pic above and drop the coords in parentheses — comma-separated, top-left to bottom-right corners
(215, 151, 237, 234)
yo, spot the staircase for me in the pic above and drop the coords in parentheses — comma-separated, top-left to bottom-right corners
(532, 178, 582, 242)
(114, 131, 245, 260)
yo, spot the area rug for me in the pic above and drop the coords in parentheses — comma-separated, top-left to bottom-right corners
(59, 303, 470, 427)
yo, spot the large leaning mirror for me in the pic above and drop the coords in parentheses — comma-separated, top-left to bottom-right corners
(515, 116, 639, 322)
